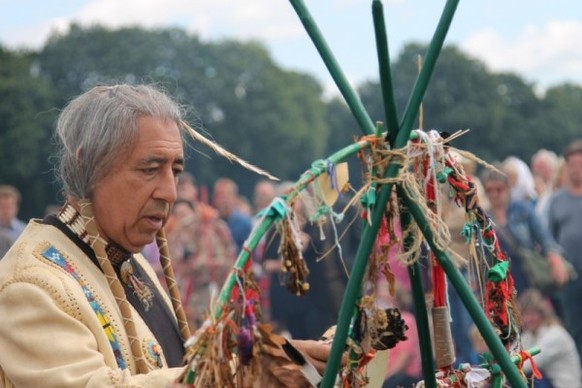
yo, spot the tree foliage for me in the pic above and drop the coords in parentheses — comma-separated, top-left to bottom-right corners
(0, 47, 57, 219)
(1, 27, 582, 218)
(357, 43, 582, 164)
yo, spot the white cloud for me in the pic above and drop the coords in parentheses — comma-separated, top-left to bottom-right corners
(1, 17, 72, 49)
(73, 0, 301, 41)
(461, 20, 582, 88)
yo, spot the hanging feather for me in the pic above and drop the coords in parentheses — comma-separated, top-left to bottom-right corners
(251, 324, 318, 388)
(182, 121, 279, 181)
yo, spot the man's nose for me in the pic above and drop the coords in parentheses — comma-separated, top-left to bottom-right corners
(155, 169, 178, 203)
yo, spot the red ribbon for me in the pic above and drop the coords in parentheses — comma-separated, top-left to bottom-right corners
(517, 350, 543, 380)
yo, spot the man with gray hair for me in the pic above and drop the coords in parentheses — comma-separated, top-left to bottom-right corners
(0, 84, 329, 387)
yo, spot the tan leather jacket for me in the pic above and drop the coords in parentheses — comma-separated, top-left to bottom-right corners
(0, 220, 182, 387)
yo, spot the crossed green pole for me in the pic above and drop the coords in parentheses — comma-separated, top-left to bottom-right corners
(289, 0, 527, 387)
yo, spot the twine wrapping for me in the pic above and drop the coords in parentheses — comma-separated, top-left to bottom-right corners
(432, 305, 456, 368)
(156, 229, 192, 342)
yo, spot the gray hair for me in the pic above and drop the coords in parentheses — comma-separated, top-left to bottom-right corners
(55, 84, 184, 199)
(531, 148, 558, 169)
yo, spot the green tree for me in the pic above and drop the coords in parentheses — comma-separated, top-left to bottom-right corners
(0, 46, 57, 219)
(358, 43, 548, 162)
(538, 83, 582, 155)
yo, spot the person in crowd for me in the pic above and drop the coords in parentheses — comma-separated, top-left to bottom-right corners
(251, 179, 278, 320)
(547, 139, 582, 363)
(166, 197, 236, 328)
(553, 157, 569, 190)
(530, 149, 560, 225)
(518, 288, 582, 388)
(481, 166, 569, 293)
(253, 179, 277, 215)
(212, 177, 253, 252)
(0, 185, 26, 244)
(262, 182, 350, 340)
(0, 84, 331, 387)
(0, 230, 11, 258)
(236, 194, 253, 217)
(176, 171, 198, 203)
(502, 156, 537, 203)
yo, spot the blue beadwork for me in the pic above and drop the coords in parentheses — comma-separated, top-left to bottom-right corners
(41, 246, 127, 370)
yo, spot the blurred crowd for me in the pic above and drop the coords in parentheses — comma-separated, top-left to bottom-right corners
(2, 138, 582, 387)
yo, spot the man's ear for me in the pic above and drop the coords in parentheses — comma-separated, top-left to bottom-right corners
(75, 147, 82, 163)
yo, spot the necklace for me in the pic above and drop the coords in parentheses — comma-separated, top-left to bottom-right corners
(58, 202, 154, 310)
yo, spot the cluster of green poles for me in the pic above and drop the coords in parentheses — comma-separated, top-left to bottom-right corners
(212, 1, 531, 387)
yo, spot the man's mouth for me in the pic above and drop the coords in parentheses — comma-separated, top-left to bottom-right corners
(145, 214, 166, 229)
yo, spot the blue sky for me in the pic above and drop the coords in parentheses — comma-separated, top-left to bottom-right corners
(1, 0, 581, 96)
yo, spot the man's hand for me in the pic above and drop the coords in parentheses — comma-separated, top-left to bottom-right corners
(288, 339, 331, 375)
(547, 252, 570, 287)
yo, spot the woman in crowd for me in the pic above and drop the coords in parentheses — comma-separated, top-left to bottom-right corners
(481, 167, 569, 293)
(518, 288, 582, 388)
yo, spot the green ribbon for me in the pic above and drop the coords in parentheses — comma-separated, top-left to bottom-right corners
(256, 198, 288, 221)
(487, 261, 510, 283)
(360, 187, 377, 209)
(437, 167, 453, 183)
(461, 222, 473, 243)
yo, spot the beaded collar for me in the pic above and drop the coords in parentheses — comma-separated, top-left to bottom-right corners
(57, 201, 153, 310)
(58, 202, 131, 265)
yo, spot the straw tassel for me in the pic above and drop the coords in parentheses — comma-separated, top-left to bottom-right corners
(78, 200, 151, 374)
(156, 229, 192, 342)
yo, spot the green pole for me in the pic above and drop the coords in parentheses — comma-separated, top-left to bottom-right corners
(319, 0, 461, 386)
(288, 0, 524, 386)
(399, 193, 527, 387)
(372, 2, 436, 383)
(289, 0, 375, 136)
(372, 0, 400, 146)
(400, 209, 436, 387)
(398, 0, 459, 140)
(313, 0, 457, 384)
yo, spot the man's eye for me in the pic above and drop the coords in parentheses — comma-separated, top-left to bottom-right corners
(143, 167, 157, 175)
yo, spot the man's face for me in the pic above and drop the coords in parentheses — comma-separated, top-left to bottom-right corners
(531, 157, 552, 182)
(177, 181, 197, 202)
(0, 196, 18, 226)
(521, 308, 543, 333)
(91, 116, 184, 253)
(213, 184, 236, 217)
(484, 180, 509, 208)
(253, 183, 275, 211)
(172, 201, 194, 221)
(566, 153, 582, 188)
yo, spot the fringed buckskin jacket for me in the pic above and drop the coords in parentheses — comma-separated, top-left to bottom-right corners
(0, 219, 185, 387)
